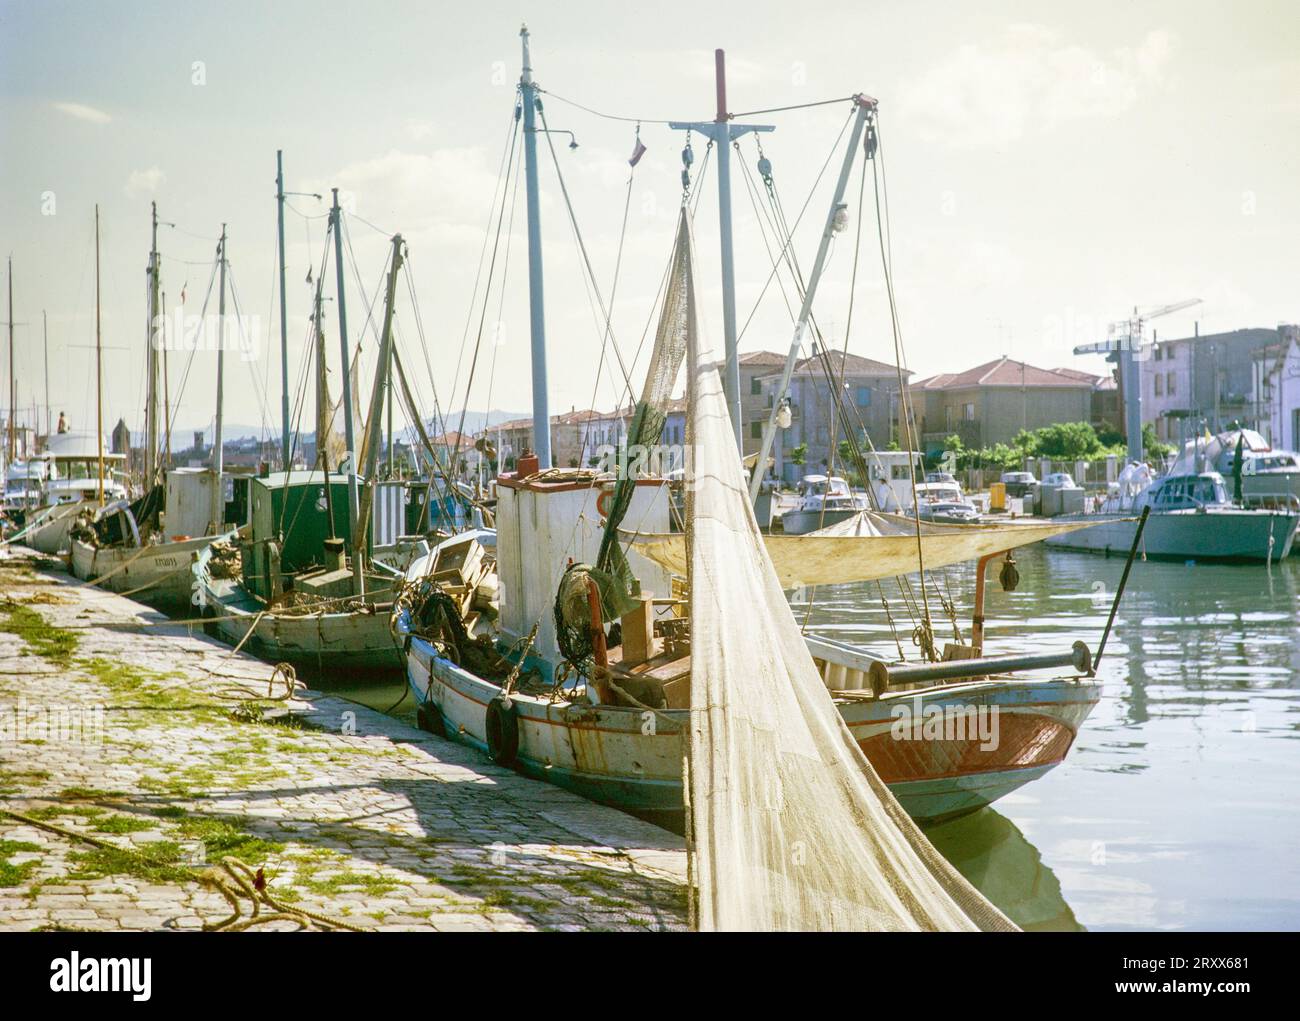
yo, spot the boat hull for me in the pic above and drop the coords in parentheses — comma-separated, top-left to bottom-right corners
(1044, 507, 1297, 562)
(197, 573, 405, 677)
(404, 637, 1100, 826)
(70, 535, 218, 611)
(23, 502, 88, 555)
(781, 508, 860, 535)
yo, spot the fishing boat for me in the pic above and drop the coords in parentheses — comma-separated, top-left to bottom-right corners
(1170, 427, 1300, 510)
(70, 205, 232, 607)
(395, 68, 1102, 826)
(194, 185, 463, 678)
(1044, 468, 1298, 562)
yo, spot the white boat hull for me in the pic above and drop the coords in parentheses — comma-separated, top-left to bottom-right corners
(70, 535, 219, 610)
(1044, 507, 1298, 562)
(23, 502, 89, 555)
(781, 508, 860, 535)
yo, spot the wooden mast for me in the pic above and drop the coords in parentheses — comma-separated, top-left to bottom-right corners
(351, 233, 403, 577)
(210, 226, 228, 533)
(95, 205, 104, 506)
(145, 202, 161, 486)
(7, 257, 13, 464)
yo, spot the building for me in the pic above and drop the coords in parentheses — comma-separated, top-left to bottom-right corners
(1140, 327, 1289, 445)
(1052, 366, 1121, 435)
(1250, 325, 1300, 450)
(757, 349, 909, 481)
(913, 357, 1094, 451)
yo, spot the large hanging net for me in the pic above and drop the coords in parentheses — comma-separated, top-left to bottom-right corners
(677, 211, 1016, 932)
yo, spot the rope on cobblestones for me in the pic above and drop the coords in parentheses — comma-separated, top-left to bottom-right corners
(200, 856, 367, 932)
(1, 806, 366, 933)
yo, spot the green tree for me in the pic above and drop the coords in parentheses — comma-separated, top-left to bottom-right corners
(790, 443, 807, 467)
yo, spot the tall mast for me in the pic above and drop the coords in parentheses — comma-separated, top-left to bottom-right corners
(161, 291, 171, 470)
(276, 150, 291, 472)
(145, 201, 161, 485)
(749, 96, 874, 503)
(313, 282, 329, 469)
(520, 24, 551, 468)
(670, 51, 774, 452)
(352, 234, 403, 580)
(330, 188, 363, 594)
(210, 225, 228, 533)
(42, 310, 49, 443)
(7, 257, 14, 463)
(94, 208, 104, 505)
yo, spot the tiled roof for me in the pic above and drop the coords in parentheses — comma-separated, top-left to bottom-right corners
(914, 357, 1090, 391)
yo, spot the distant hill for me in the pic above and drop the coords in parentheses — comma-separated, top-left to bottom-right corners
(147, 410, 530, 447)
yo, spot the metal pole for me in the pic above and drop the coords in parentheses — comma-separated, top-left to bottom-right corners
(331, 189, 364, 595)
(713, 50, 742, 452)
(749, 97, 873, 504)
(94, 209, 104, 505)
(211, 226, 227, 532)
(520, 24, 551, 468)
(7, 257, 13, 463)
(42, 310, 49, 442)
(1123, 347, 1142, 463)
(1093, 505, 1150, 673)
(145, 202, 160, 484)
(276, 151, 291, 472)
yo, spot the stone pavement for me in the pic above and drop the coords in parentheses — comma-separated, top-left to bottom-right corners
(0, 548, 688, 931)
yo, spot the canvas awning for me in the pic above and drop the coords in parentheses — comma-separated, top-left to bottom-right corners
(626, 510, 1101, 589)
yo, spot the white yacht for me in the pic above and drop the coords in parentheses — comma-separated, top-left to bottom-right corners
(780, 474, 868, 535)
(23, 432, 128, 554)
(1044, 468, 1297, 563)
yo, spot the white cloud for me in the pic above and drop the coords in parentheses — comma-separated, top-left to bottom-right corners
(124, 166, 165, 198)
(52, 100, 112, 124)
(901, 25, 1174, 147)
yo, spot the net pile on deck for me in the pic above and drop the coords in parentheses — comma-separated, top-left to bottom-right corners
(667, 210, 1014, 932)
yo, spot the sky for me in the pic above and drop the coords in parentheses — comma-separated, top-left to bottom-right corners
(2, 0, 1298, 443)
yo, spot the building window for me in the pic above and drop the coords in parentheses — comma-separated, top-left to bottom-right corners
(1154, 374, 1163, 396)
(750, 421, 761, 439)
(1155, 345, 1163, 361)
(750, 377, 762, 395)
(856, 387, 871, 407)
(963, 403, 975, 421)
(1166, 372, 1175, 396)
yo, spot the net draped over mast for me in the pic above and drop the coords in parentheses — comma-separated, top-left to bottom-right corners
(670, 209, 1014, 932)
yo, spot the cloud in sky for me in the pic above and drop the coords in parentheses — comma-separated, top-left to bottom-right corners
(901, 25, 1175, 148)
(124, 166, 165, 199)
(51, 100, 112, 124)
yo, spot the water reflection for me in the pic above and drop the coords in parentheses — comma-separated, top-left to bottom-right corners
(796, 546, 1300, 931)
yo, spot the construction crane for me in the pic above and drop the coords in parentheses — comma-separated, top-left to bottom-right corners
(1074, 298, 1203, 464)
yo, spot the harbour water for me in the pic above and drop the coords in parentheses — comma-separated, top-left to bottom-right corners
(316, 545, 1300, 932)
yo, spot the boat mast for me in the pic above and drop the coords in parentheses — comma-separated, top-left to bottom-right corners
(161, 291, 170, 470)
(210, 225, 228, 533)
(276, 150, 291, 472)
(520, 24, 551, 469)
(43, 310, 49, 444)
(748, 96, 874, 503)
(313, 283, 328, 469)
(669, 52, 774, 452)
(352, 233, 403, 578)
(7, 256, 13, 464)
(330, 188, 364, 595)
(95, 207, 104, 506)
(145, 201, 161, 486)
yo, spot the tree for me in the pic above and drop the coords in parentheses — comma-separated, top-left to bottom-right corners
(790, 443, 807, 467)
(1142, 422, 1174, 462)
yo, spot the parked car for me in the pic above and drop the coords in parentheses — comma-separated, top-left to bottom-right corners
(999, 470, 1038, 497)
(1043, 471, 1081, 489)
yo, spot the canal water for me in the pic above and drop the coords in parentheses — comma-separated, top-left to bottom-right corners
(316, 545, 1300, 932)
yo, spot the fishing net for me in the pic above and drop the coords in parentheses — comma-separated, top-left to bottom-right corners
(677, 211, 1015, 932)
(594, 211, 692, 618)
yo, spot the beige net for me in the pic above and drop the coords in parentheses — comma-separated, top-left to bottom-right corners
(677, 212, 1016, 932)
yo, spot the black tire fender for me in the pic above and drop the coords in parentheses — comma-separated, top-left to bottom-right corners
(416, 701, 447, 738)
(485, 695, 519, 766)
